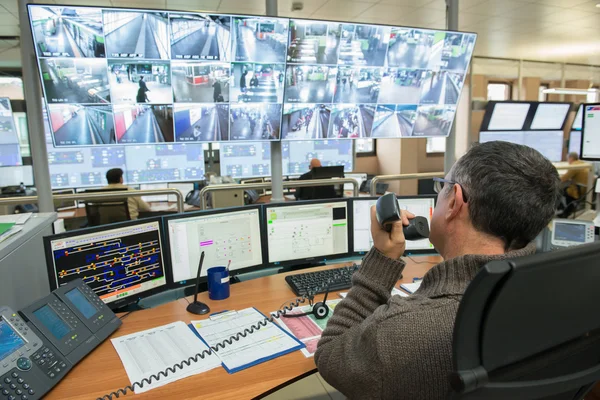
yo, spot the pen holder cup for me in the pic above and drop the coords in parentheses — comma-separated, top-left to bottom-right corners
(207, 266, 230, 300)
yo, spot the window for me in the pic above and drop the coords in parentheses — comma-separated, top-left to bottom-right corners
(539, 84, 549, 102)
(487, 83, 511, 101)
(355, 138, 375, 156)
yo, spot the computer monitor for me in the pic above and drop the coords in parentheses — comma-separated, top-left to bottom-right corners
(140, 183, 169, 203)
(581, 104, 600, 161)
(0, 165, 34, 187)
(351, 196, 436, 255)
(164, 206, 263, 286)
(569, 130, 582, 156)
(479, 131, 563, 162)
(44, 218, 168, 310)
(530, 103, 570, 130)
(344, 173, 367, 192)
(167, 182, 194, 202)
(264, 200, 350, 266)
(486, 102, 531, 131)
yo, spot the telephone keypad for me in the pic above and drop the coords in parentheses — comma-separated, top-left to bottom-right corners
(0, 370, 35, 400)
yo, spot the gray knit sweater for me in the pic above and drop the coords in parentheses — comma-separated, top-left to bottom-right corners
(315, 244, 536, 400)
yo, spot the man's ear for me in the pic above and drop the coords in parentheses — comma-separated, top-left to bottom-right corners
(446, 184, 464, 221)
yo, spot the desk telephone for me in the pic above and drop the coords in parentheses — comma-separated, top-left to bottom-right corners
(0, 279, 121, 400)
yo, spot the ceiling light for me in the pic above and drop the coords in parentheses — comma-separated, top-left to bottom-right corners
(596, 3, 600, 7)
(542, 88, 599, 95)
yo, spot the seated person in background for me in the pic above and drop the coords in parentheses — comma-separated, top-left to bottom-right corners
(315, 141, 561, 400)
(295, 158, 332, 200)
(103, 168, 150, 220)
(559, 152, 589, 217)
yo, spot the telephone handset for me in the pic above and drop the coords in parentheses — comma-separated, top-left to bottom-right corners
(376, 193, 430, 240)
(0, 279, 121, 400)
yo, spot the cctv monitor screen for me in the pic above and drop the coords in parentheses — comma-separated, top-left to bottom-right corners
(352, 196, 436, 254)
(265, 200, 349, 264)
(530, 103, 570, 130)
(28, 5, 476, 148)
(487, 103, 530, 131)
(569, 130, 582, 156)
(581, 104, 600, 161)
(45, 219, 168, 308)
(166, 207, 263, 284)
(479, 131, 563, 162)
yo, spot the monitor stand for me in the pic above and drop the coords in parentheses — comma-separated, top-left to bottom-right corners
(278, 261, 326, 273)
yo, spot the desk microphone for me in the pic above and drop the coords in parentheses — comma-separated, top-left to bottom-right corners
(376, 193, 430, 240)
(186, 251, 210, 315)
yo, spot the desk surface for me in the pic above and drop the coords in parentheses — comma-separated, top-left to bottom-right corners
(46, 256, 441, 400)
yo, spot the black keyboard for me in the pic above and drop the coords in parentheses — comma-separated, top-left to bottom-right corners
(285, 264, 360, 296)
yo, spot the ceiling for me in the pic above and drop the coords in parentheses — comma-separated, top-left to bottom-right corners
(1, 0, 600, 66)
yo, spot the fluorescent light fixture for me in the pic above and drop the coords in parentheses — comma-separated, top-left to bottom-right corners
(596, 3, 600, 7)
(542, 88, 599, 96)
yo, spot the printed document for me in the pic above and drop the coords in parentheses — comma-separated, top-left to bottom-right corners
(111, 321, 221, 394)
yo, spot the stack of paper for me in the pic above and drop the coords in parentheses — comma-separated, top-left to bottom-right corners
(192, 308, 304, 373)
(111, 321, 221, 394)
(275, 299, 342, 358)
(400, 281, 422, 294)
(0, 213, 32, 225)
(0, 224, 23, 244)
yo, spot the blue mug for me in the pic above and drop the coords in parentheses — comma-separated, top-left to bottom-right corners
(207, 266, 230, 300)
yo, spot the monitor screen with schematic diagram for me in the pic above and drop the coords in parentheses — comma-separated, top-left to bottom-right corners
(351, 196, 436, 254)
(165, 206, 264, 285)
(44, 218, 168, 309)
(264, 200, 350, 265)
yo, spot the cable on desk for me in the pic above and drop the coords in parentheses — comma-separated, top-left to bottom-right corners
(119, 311, 134, 321)
(97, 295, 312, 400)
(405, 255, 439, 265)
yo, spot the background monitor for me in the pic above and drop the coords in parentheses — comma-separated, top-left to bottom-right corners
(165, 206, 263, 285)
(0, 97, 22, 167)
(167, 182, 194, 202)
(581, 104, 600, 161)
(530, 103, 570, 130)
(486, 102, 531, 131)
(344, 173, 367, 192)
(44, 219, 168, 310)
(351, 196, 436, 255)
(220, 142, 272, 178)
(479, 131, 563, 162)
(569, 130, 582, 156)
(28, 5, 476, 147)
(0, 165, 34, 187)
(140, 183, 169, 203)
(264, 200, 350, 266)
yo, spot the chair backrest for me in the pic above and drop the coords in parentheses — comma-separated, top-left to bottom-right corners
(85, 200, 131, 227)
(295, 166, 343, 200)
(449, 241, 600, 400)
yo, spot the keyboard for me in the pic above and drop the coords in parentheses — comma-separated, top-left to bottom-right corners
(285, 264, 360, 296)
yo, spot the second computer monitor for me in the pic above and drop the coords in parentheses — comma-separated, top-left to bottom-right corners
(352, 196, 437, 255)
(165, 206, 264, 286)
(264, 200, 350, 266)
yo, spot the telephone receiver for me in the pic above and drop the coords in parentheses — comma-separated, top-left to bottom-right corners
(376, 193, 430, 240)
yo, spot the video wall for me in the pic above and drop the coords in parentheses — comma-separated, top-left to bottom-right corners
(28, 5, 476, 149)
(0, 97, 22, 167)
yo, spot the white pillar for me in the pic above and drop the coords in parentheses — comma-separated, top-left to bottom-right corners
(444, 0, 459, 173)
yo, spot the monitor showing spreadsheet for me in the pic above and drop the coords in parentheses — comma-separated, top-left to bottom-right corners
(265, 200, 349, 265)
(479, 131, 563, 162)
(165, 206, 263, 284)
(44, 219, 168, 309)
(352, 196, 436, 254)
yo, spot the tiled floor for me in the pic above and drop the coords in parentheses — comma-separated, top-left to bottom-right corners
(263, 372, 345, 400)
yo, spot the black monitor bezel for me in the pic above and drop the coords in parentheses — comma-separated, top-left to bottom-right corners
(261, 198, 352, 268)
(43, 216, 170, 310)
(349, 195, 438, 256)
(580, 103, 600, 161)
(162, 204, 265, 288)
(480, 101, 573, 132)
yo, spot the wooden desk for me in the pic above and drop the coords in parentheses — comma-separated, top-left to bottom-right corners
(45, 257, 441, 400)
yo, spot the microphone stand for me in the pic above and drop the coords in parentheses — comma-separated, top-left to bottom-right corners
(186, 251, 210, 315)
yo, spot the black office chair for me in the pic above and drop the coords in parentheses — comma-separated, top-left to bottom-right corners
(85, 200, 131, 226)
(449, 241, 600, 400)
(296, 166, 343, 201)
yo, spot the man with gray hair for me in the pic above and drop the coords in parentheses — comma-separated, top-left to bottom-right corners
(315, 141, 561, 399)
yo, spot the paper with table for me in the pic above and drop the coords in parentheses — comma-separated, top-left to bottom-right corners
(111, 321, 221, 394)
(274, 299, 342, 357)
(192, 307, 304, 373)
